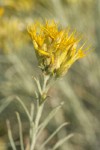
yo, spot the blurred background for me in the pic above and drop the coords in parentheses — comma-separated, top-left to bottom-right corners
(0, 0, 100, 150)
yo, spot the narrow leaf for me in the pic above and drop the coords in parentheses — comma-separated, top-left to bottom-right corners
(52, 133, 74, 150)
(40, 122, 69, 149)
(16, 112, 24, 150)
(6, 120, 17, 150)
(16, 96, 31, 121)
(37, 102, 64, 138)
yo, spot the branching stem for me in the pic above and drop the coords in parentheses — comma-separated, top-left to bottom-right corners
(30, 75, 50, 150)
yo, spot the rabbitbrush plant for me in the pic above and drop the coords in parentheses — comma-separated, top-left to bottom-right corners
(7, 20, 89, 150)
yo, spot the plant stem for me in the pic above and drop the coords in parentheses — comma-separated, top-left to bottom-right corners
(30, 103, 44, 150)
(30, 75, 50, 150)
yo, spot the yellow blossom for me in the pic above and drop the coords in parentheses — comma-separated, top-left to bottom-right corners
(0, 7, 4, 16)
(28, 20, 88, 77)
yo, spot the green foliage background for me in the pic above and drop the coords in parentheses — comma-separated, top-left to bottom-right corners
(0, 0, 100, 150)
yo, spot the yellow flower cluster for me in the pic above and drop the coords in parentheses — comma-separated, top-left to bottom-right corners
(28, 20, 88, 77)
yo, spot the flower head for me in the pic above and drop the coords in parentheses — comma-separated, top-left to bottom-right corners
(28, 20, 88, 77)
